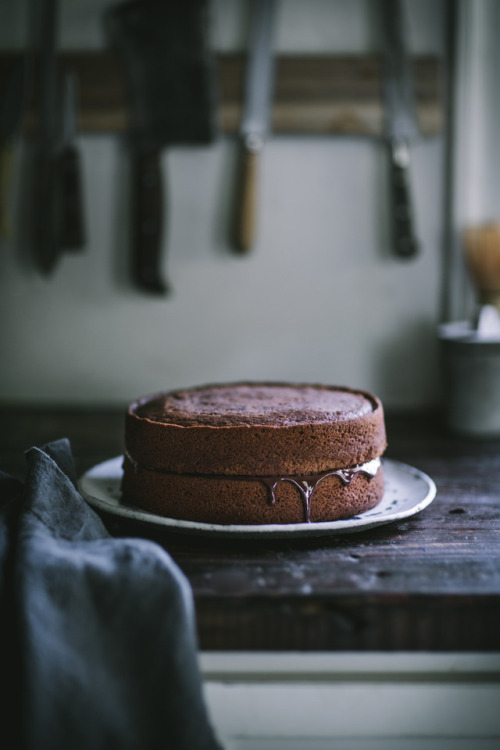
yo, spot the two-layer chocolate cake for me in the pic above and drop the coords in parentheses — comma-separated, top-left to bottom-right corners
(122, 382, 387, 525)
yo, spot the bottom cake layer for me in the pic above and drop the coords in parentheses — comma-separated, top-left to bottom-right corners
(121, 456, 384, 525)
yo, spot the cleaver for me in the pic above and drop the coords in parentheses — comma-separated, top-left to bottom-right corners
(105, 0, 217, 294)
(378, 0, 419, 259)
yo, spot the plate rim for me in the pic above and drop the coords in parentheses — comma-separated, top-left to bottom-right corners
(79, 457, 436, 539)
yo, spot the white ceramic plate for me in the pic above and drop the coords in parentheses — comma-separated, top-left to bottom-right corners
(79, 457, 436, 539)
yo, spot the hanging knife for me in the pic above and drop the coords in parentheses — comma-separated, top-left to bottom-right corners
(58, 73, 85, 250)
(234, 0, 277, 253)
(33, 0, 61, 274)
(379, 0, 419, 259)
(0, 58, 29, 238)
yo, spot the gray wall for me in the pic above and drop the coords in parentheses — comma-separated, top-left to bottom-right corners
(0, 0, 446, 407)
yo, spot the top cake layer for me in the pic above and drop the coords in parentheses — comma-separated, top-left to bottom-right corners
(132, 383, 375, 427)
(125, 382, 387, 476)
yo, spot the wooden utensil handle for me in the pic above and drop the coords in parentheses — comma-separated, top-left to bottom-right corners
(234, 140, 259, 252)
(389, 140, 418, 259)
(131, 151, 168, 294)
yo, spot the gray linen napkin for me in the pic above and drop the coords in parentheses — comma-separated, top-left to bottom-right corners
(0, 438, 222, 750)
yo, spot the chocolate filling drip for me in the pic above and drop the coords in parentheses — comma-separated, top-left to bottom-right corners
(260, 459, 380, 522)
(124, 452, 381, 524)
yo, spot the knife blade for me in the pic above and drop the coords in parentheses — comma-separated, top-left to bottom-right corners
(233, 0, 277, 253)
(379, 0, 419, 259)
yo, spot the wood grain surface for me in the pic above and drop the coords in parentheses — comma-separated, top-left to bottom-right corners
(1, 406, 499, 652)
(0, 52, 443, 136)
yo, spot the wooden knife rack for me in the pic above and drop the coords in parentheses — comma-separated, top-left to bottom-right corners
(0, 51, 443, 137)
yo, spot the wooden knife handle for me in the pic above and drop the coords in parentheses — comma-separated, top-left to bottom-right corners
(59, 144, 85, 250)
(131, 151, 169, 294)
(234, 140, 259, 253)
(389, 140, 418, 259)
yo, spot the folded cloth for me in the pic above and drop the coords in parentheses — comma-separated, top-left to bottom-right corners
(0, 439, 222, 750)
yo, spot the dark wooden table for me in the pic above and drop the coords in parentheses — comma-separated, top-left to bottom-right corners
(2, 406, 500, 653)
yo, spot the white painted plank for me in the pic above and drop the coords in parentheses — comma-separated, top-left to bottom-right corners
(200, 652, 500, 747)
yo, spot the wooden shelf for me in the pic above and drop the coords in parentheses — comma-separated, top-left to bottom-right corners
(0, 51, 443, 138)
